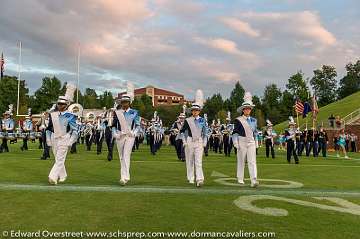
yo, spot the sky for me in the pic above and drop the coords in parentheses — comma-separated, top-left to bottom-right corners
(0, 0, 359, 99)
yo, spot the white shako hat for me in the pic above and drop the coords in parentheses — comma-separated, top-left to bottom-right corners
(119, 82, 134, 103)
(191, 89, 204, 111)
(57, 83, 76, 105)
(288, 116, 296, 126)
(237, 92, 255, 113)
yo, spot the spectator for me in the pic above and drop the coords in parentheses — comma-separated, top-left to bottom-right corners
(328, 114, 335, 128)
(350, 133, 358, 152)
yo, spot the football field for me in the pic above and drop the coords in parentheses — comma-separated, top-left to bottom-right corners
(0, 142, 360, 239)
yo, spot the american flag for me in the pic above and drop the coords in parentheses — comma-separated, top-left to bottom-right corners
(295, 99, 304, 114)
(0, 52, 4, 78)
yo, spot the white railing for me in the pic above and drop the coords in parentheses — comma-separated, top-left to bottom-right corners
(343, 108, 360, 125)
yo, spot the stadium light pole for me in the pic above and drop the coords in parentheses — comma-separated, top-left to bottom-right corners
(16, 41, 22, 116)
(77, 43, 80, 104)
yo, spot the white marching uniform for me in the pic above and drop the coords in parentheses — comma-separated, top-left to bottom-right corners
(112, 108, 140, 183)
(180, 116, 207, 183)
(232, 115, 258, 185)
(47, 111, 79, 183)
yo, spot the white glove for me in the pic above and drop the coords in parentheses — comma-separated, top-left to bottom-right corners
(127, 131, 136, 137)
(46, 131, 53, 147)
(233, 142, 240, 149)
(68, 133, 78, 146)
(113, 132, 121, 139)
(182, 141, 187, 147)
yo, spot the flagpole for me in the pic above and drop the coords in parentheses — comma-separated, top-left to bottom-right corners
(16, 41, 22, 116)
(76, 43, 80, 104)
(296, 111, 299, 128)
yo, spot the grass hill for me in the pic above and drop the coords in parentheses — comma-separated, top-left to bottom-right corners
(273, 91, 360, 132)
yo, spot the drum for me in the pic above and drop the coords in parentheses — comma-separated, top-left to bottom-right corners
(6, 132, 15, 140)
(29, 132, 36, 140)
(36, 132, 42, 138)
(18, 133, 27, 139)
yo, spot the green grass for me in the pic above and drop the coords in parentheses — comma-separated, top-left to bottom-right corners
(0, 141, 360, 239)
(274, 91, 360, 132)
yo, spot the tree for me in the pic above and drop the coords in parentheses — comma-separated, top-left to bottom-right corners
(229, 81, 245, 115)
(261, 84, 282, 123)
(83, 88, 99, 109)
(202, 93, 224, 122)
(338, 60, 360, 99)
(132, 94, 154, 120)
(310, 65, 337, 106)
(30, 76, 63, 113)
(156, 105, 182, 127)
(99, 91, 114, 109)
(279, 90, 295, 121)
(0, 75, 29, 115)
(286, 71, 310, 102)
(216, 110, 227, 123)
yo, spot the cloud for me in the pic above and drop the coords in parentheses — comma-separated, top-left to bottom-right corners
(239, 11, 336, 48)
(221, 17, 260, 38)
(0, 1, 358, 100)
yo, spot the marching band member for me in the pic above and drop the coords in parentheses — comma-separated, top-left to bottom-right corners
(95, 111, 106, 155)
(222, 112, 234, 157)
(20, 108, 33, 151)
(170, 109, 186, 161)
(232, 92, 259, 188)
(318, 127, 328, 157)
(104, 106, 116, 161)
(0, 105, 15, 153)
(285, 117, 299, 164)
(46, 83, 79, 185)
(180, 89, 207, 187)
(203, 113, 211, 157)
(295, 127, 304, 156)
(263, 119, 276, 159)
(84, 113, 95, 151)
(112, 82, 140, 186)
(39, 111, 51, 160)
(212, 119, 223, 154)
(148, 112, 163, 155)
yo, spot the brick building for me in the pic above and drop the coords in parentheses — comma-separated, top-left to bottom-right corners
(118, 85, 188, 107)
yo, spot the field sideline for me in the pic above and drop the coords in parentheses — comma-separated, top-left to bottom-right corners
(0, 142, 360, 239)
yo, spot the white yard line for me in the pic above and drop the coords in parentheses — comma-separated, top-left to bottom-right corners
(0, 183, 359, 197)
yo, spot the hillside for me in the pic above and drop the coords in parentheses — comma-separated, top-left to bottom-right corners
(273, 91, 360, 132)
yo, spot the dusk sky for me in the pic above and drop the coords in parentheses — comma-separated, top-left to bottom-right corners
(0, 0, 359, 99)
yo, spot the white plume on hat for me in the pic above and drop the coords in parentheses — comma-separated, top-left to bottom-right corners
(127, 82, 134, 102)
(191, 89, 204, 110)
(58, 83, 76, 104)
(65, 83, 76, 102)
(237, 91, 255, 113)
(48, 104, 56, 113)
(195, 89, 204, 107)
(119, 81, 135, 103)
(26, 108, 32, 118)
(288, 116, 296, 125)
(4, 104, 13, 115)
(266, 119, 273, 127)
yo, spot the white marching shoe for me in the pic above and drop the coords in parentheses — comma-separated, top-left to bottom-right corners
(251, 180, 259, 188)
(196, 180, 204, 187)
(59, 177, 67, 183)
(189, 180, 195, 184)
(119, 179, 127, 186)
(238, 180, 245, 185)
(48, 178, 58, 185)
